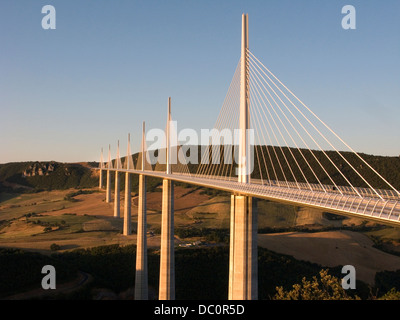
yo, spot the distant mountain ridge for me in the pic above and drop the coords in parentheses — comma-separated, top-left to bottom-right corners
(1, 147, 399, 193)
(0, 161, 98, 192)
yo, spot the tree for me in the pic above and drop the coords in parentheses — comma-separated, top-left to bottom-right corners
(273, 269, 360, 300)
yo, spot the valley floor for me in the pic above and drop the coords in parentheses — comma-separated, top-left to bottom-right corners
(1, 187, 400, 287)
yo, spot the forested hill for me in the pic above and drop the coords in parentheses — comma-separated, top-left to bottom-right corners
(248, 147, 400, 191)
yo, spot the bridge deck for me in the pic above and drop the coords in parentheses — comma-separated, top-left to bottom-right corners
(97, 168, 400, 227)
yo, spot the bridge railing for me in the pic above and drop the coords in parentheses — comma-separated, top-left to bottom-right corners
(193, 172, 400, 201)
(95, 167, 400, 226)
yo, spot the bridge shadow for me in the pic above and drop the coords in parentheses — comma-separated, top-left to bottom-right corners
(60, 244, 80, 250)
(0, 192, 23, 204)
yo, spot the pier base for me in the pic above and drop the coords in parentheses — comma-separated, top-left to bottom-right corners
(229, 194, 258, 300)
(159, 179, 175, 300)
(123, 172, 131, 235)
(114, 171, 120, 218)
(99, 169, 103, 189)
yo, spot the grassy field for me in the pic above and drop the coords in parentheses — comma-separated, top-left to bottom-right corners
(258, 230, 400, 284)
(2, 186, 400, 281)
(0, 189, 123, 253)
(0, 186, 300, 253)
(0, 190, 76, 221)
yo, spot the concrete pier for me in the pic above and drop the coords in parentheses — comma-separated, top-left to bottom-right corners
(99, 169, 103, 189)
(123, 172, 131, 235)
(114, 171, 120, 218)
(106, 145, 112, 203)
(229, 194, 257, 300)
(228, 14, 258, 300)
(159, 98, 175, 300)
(99, 147, 104, 189)
(106, 169, 111, 203)
(124, 134, 133, 235)
(159, 178, 175, 300)
(114, 141, 121, 218)
(135, 174, 148, 300)
(228, 195, 235, 299)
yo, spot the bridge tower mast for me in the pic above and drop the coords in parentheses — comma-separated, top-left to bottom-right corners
(229, 13, 258, 300)
(239, 12, 250, 184)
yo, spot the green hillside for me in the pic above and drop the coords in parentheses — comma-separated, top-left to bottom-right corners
(0, 161, 98, 192)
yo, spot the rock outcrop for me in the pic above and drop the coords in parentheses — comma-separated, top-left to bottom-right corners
(23, 162, 57, 177)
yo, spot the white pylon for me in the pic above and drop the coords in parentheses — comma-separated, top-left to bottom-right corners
(125, 133, 134, 170)
(159, 97, 175, 300)
(229, 14, 258, 301)
(135, 122, 148, 300)
(114, 140, 121, 218)
(141, 121, 146, 171)
(238, 13, 250, 184)
(166, 97, 172, 175)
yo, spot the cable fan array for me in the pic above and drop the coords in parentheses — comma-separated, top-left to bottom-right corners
(195, 60, 241, 180)
(195, 50, 400, 201)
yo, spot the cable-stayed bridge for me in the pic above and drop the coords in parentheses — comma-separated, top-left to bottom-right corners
(94, 14, 400, 300)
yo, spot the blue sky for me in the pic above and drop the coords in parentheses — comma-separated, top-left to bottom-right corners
(1, 0, 399, 163)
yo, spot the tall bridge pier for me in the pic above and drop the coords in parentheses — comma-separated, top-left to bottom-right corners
(114, 141, 121, 218)
(229, 13, 258, 300)
(135, 122, 149, 300)
(229, 195, 258, 300)
(123, 134, 132, 236)
(106, 144, 112, 203)
(99, 148, 103, 189)
(123, 171, 131, 235)
(159, 178, 174, 300)
(114, 171, 120, 217)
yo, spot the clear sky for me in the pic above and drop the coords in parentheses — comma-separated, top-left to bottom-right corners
(1, 0, 399, 163)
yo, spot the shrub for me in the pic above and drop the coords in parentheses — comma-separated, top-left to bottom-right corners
(50, 243, 61, 251)
(273, 269, 360, 300)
